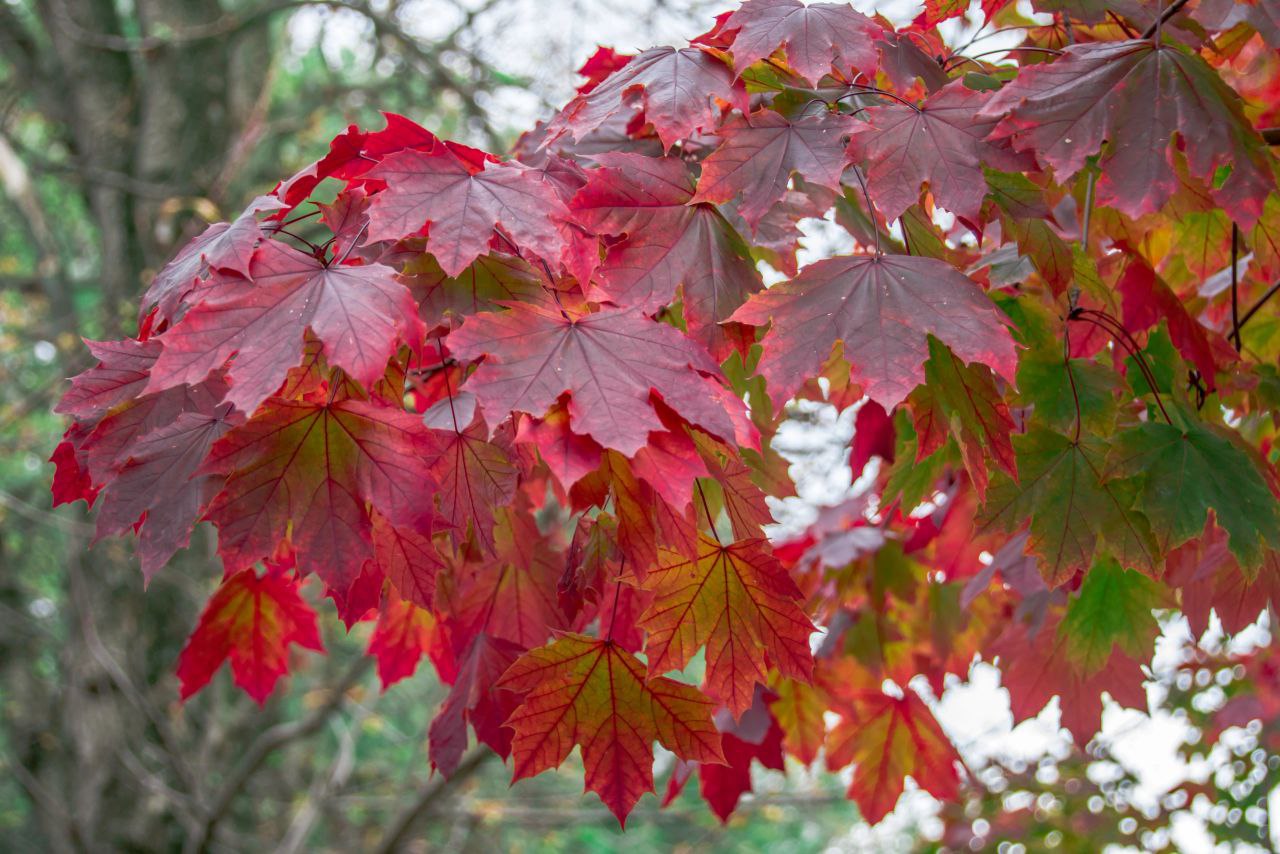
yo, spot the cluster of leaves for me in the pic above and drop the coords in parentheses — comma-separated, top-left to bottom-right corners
(50, 0, 1280, 828)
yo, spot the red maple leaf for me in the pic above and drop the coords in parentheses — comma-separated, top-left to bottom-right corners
(731, 253, 1017, 409)
(202, 397, 440, 593)
(825, 689, 962, 824)
(367, 595, 435, 690)
(715, 0, 882, 84)
(428, 631, 523, 776)
(572, 153, 763, 360)
(95, 404, 239, 581)
(447, 302, 746, 456)
(142, 195, 284, 324)
(364, 145, 572, 275)
(846, 79, 1029, 224)
(992, 613, 1148, 744)
(982, 40, 1275, 227)
(639, 536, 813, 716)
(498, 633, 726, 824)
(546, 46, 748, 150)
(175, 568, 323, 705)
(692, 109, 857, 230)
(148, 239, 423, 416)
(371, 512, 444, 611)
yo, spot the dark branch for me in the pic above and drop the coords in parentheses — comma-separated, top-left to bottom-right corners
(182, 657, 373, 854)
(371, 748, 496, 854)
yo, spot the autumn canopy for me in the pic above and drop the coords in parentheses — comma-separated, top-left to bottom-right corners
(51, 0, 1280, 827)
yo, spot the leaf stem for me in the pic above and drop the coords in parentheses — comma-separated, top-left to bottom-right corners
(1063, 320, 1083, 443)
(1143, 0, 1190, 40)
(605, 557, 625, 643)
(695, 481, 723, 546)
(1230, 223, 1241, 350)
(943, 46, 1063, 69)
(1070, 308, 1173, 425)
(1079, 170, 1095, 253)
(836, 85, 921, 113)
(333, 221, 368, 266)
(1107, 11, 1140, 39)
(271, 228, 322, 254)
(848, 166, 882, 257)
(437, 338, 462, 433)
(276, 209, 322, 228)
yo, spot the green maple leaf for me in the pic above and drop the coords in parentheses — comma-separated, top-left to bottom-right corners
(1108, 416, 1280, 573)
(1061, 558, 1162, 675)
(979, 428, 1159, 586)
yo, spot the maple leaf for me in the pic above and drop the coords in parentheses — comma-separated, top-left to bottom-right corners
(846, 80, 1028, 224)
(979, 428, 1158, 586)
(849, 399, 896, 478)
(202, 397, 439, 593)
(825, 690, 962, 825)
(982, 40, 1275, 227)
(769, 677, 827, 764)
(572, 450, 698, 577)
(95, 404, 239, 581)
(424, 406, 517, 551)
(716, 0, 881, 84)
(1107, 417, 1280, 571)
(1116, 257, 1226, 389)
(448, 506, 567, 648)
(664, 690, 786, 822)
(400, 252, 541, 327)
(1166, 524, 1280, 638)
(148, 239, 423, 416)
(993, 612, 1148, 744)
(515, 403, 604, 491)
(56, 338, 162, 419)
(546, 46, 747, 150)
(364, 146, 571, 276)
(367, 596, 435, 690)
(81, 371, 231, 484)
(428, 632, 523, 776)
(175, 569, 323, 705)
(447, 302, 745, 457)
(693, 432, 774, 541)
(731, 253, 1018, 410)
(50, 434, 99, 508)
(142, 195, 284, 324)
(571, 153, 762, 360)
(639, 536, 813, 716)
(272, 112, 439, 211)
(692, 109, 856, 230)
(498, 633, 725, 824)
(372, 512, 443, 611)
(1060, 557, 1162, 674)
(907, 336, 1017, 500)
(575, 46, 633, 94)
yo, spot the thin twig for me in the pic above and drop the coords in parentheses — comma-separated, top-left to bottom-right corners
(371, 748, 495, 854)
(183, 657, 373, 854)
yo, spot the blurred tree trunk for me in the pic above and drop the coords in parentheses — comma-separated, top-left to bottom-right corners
(0, 1, 509, 850)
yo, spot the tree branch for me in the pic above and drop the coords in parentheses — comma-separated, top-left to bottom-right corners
(183, 657, 373, 854)
(371, 748, 495, 854)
